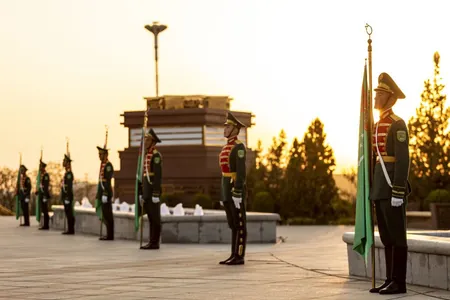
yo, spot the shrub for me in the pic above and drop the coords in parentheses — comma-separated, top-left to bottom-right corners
(425, 189, 450, 210)
(251, 191, 274, 213)
(193, 193, 213, 209)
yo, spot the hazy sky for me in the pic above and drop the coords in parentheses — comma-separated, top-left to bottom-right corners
(1, 0, 449, 181)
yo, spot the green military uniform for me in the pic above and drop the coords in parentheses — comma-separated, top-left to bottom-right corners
(36, 161, 51, 230)
(61, 154, 75, 234)
(138, 128, 163, 250)
(219, 112, 247, 265)
(96, 146, 115, 240)
(18, 165, 31, 226)
(370, 72, 410, 294)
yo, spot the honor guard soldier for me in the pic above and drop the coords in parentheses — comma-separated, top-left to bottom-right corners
(96, 145, 115, 240)
(138, 128, 163, 250)
(18, 165, 31, 226)
(61, 154, 75, 234)
(36, 160, 51, 230)
(369, 73, 410, 295)
(219, 112, 247, 265)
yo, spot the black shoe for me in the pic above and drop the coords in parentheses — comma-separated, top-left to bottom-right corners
(38, 227, 49, 230)
(62, 231, 74, 235)
(369, 280, 391, 293)
(99, 236, 113, 240)
(140, 242, 151, 249)
(379, 281, 406, 294)
(219, 255, 234, 265)
(20, 224, 30, 227)
(225, 257, 244, 265)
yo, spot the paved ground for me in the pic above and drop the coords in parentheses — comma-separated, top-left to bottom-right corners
(1, 217, 450, 299)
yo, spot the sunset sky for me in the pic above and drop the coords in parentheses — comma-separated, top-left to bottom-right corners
(1, 0, 449, 181)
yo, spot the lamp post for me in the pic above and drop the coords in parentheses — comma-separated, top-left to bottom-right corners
(144, 21, 167, 97)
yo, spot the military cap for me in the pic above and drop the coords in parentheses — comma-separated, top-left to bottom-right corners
(97, 146, 108, 154)
(20, 165, 28, 172)
(39, 160, 47, 168)
(63, 154, 72, 162)
(224, 112, 246, 128)
(374, 72, 405, 99)
(145, 128, 161, 143)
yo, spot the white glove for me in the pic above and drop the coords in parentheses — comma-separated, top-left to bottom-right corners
(139, 195, 144, 206)
(64, 199, 70, 205)
(391, 197, 403, 207)
(152, 196, 160, 203)
(43, 198, 48, 203)
(25, 198, 30, 203)
(101, 195, 108, 203)
(232, 196, 241, 209)
(220, 201, 224, 206)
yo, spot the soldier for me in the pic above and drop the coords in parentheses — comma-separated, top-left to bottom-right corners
(61, 154, 75, 235)
(138, 128, 163, 250)
(369, 73, 410, 295)
(96, 145, 115, 240)
(18, 165, 31, 226)
(218, 112, 247, 265)
(36, 160, 51, 230)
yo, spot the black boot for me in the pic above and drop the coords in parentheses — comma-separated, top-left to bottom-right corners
(369, 246, 392, 293)
(380, 247, 407, 294)
(220, 229, 236, 264)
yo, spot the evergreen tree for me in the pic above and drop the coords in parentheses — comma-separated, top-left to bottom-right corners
(280, 137, 306, 219)
(246, 139, 269, 210)
(266, 130, 288, 214)
(408, 52, 450, 210)
(301, 118, 339, 223)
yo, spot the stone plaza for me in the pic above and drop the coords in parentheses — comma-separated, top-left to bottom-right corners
(2, 217, 450, 299)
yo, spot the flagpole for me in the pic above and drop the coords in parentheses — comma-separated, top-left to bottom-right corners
(139, 108, 148, 248)
(19, 153, 23, 226)
(365, 23, 376, 289)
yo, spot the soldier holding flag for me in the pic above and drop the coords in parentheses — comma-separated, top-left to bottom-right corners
(17, 165, 31, 227)
(137, 128, 163, 250)
(369, 73, 410, 295)
(96, 127, 115, 241)
(36, 160, 51, 230)
(61, 151, 75, 235)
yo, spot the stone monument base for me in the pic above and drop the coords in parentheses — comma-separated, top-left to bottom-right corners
(343, 230, 450, 291)
(51, 205, 280, 243)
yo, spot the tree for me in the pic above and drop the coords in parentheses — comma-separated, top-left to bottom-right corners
(301, 118, 339, 223)
(408, 51, 450, 210)
(0, 167, 18, 211)
(280, 137, 306, 219)
(246, 139, 269, 210)
(265, 130, 288, 214)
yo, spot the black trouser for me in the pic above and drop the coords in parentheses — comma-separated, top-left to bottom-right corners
(101, 200, 114, 239)
(375, 199, 408, 284)
(40, 198, 49, 228)
(142, 179, 161, 245)
(64, 201, 75, 233)
(20, 199, 30, 225)
(144, 200, 161, 245)
(224, 199, 247, 259)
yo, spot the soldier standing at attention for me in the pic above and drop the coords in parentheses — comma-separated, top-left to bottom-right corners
(37, 160, 51, 230)
(369, 73, 410, 295)
(138, 128, 163, 250)
(96, 144, 115, 241)
(219, 112, 247, 266)
(18, 165, 31, 227)
(61, 153, 75, 235)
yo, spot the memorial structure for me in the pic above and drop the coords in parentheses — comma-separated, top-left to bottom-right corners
(115, 95, 255, 205)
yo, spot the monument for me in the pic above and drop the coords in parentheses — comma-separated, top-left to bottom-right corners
(114, 94, 255, 205)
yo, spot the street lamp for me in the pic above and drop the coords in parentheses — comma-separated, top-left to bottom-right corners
(145, 21, 167, 97)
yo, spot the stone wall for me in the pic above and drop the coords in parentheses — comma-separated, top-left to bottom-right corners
(51, 205, 280, 243)
(343, 231, 450, 290)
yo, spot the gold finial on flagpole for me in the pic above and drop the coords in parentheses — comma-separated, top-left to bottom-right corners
(104, 125, 109, 149)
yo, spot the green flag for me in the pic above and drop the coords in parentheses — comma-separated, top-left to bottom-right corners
(353, 63, 374, 262)
(35, 168, 41, 222)
(15, 169, 21, 220)
(134, 127, 145, 232)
